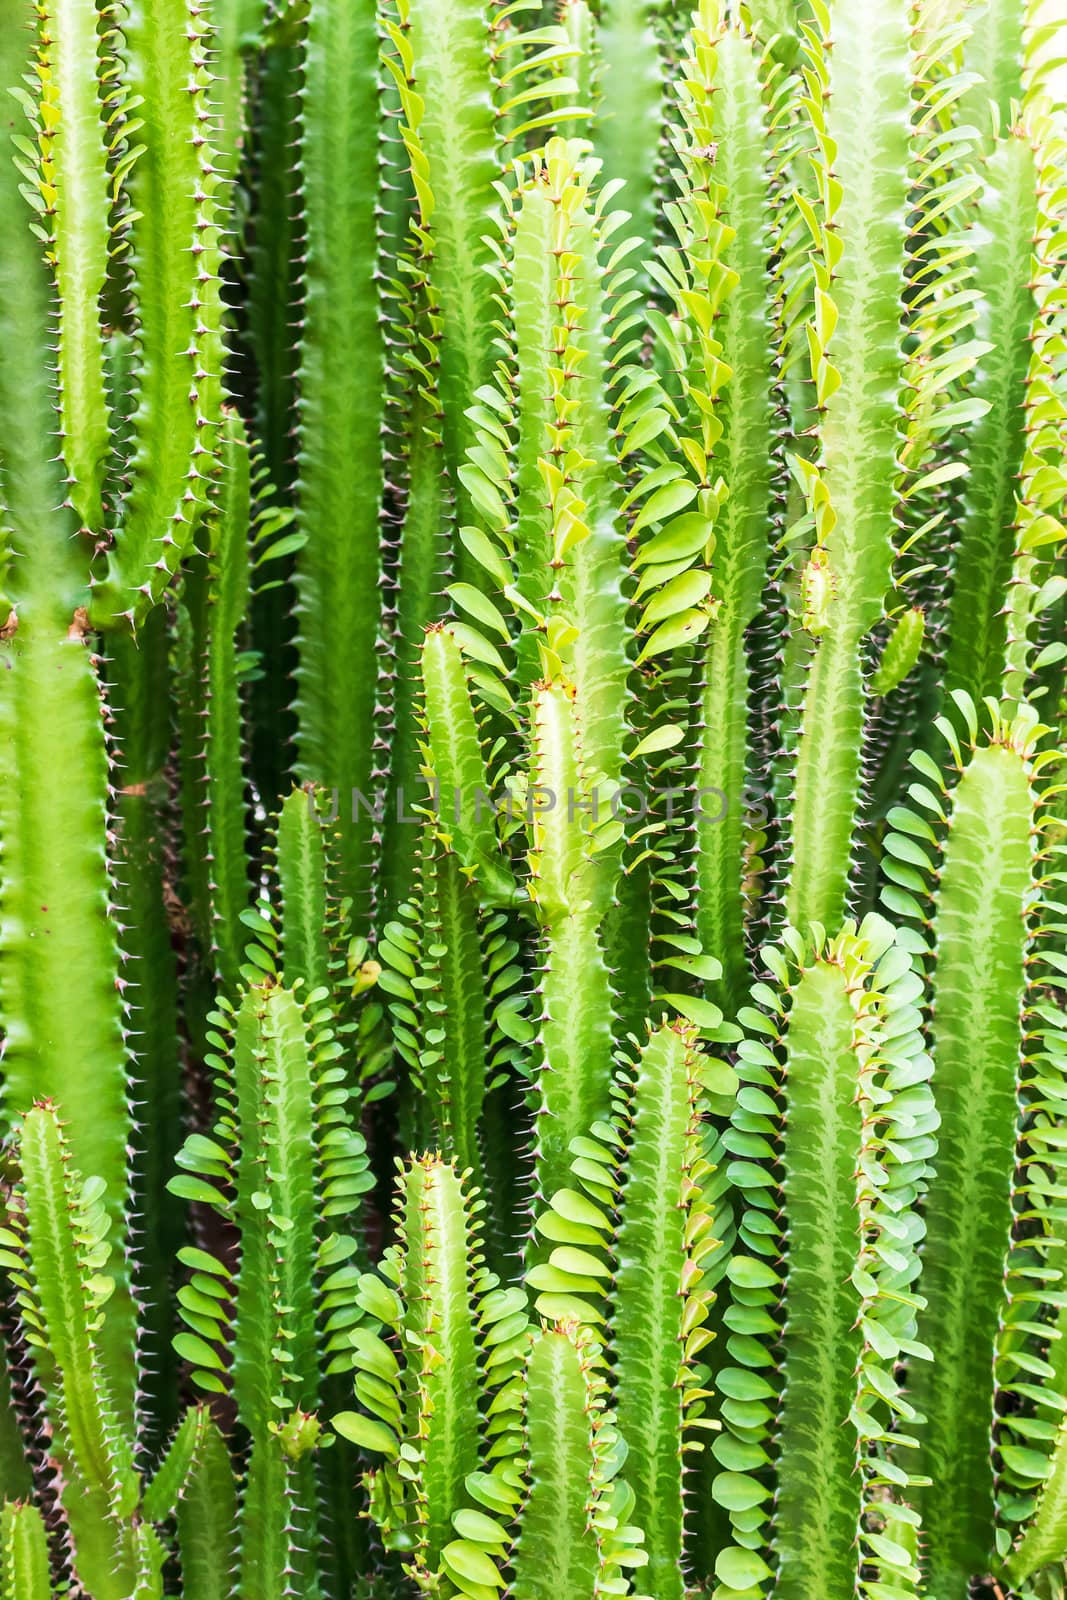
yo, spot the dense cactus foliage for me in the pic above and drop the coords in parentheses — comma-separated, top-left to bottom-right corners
(0, 0, 1066, 1595)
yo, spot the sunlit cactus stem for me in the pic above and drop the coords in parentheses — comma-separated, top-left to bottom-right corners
(292, 0, 385, 913)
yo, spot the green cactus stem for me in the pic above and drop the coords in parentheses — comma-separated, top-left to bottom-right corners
(34, 0, 112, 533)
(107, 608, 182, 1439)
(337, 1155, 502, 1585)
(0, 16, 133, 1401)
(942, 133, 1041, 704)
(2, 1105, 141, 1599)
(0, 1502, 51, 1600)
(781, 0, 923, 930)
(169, 976, 373, 1597)
(882, 700, 1067, 1595)
(531, 1022, 726, 1598)
(712, 919, 935, 1599)
(89, 0, 224, 627)
(654, 5, 777, 1015)
(509, 1323, 649, 1600)
(594, 0, 664, 268)
(292, 0, 385, 913)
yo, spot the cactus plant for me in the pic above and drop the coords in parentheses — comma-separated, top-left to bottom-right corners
(1, 0, 1066, 1595)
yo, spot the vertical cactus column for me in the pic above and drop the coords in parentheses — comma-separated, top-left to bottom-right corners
(292, 0, 384, 911)
(531, 1022, 726, 1597)
(380, 0, 552, 524)
(0, 1503, 51, 1600)
(376, 625, 526, 1204)
(942, 133, 1042, 703)
(375, 0, 584, 917)
(594, 0, 665, 266)
(999, 109, 1067, 712)
(3, 0, 234, 1430)
(211, 0, 268, 183)
(90, 0, 224, 627)
(526, 679, 618, 1213)
(461, 138, 632, 788)
(2, 1107, 238, 1594)
(169, 974, 373, 1598)
(780, 0, 911, 932)
(445, 138, 639, 1211)
(1000, 1236, 1067, 1591)
(108, 609, 182, 1437)
(958, 0, 1025, 144)
(780, 0, 915, 928)
(246, 9, 303, 807)
(883, 701, 1067, 1595)
(37, 0, 112, 535)
(712, 920, 935, 1599)
(505, 1324, 645, 1600)
(168, 1410, 238, 1600)
(373, 0, 500, 917)
(175, 413, 254, 990)
(0, 0, 131, 1409)
(374, 623, 522, 1242)
(337, 1157, 504, 1588)
(781, 0, 988, 931)
(4, 1107, 148, 1598)
(657, 3, 777, 1014)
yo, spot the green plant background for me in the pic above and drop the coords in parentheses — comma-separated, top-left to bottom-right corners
(0, 0, 1066, 1595)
